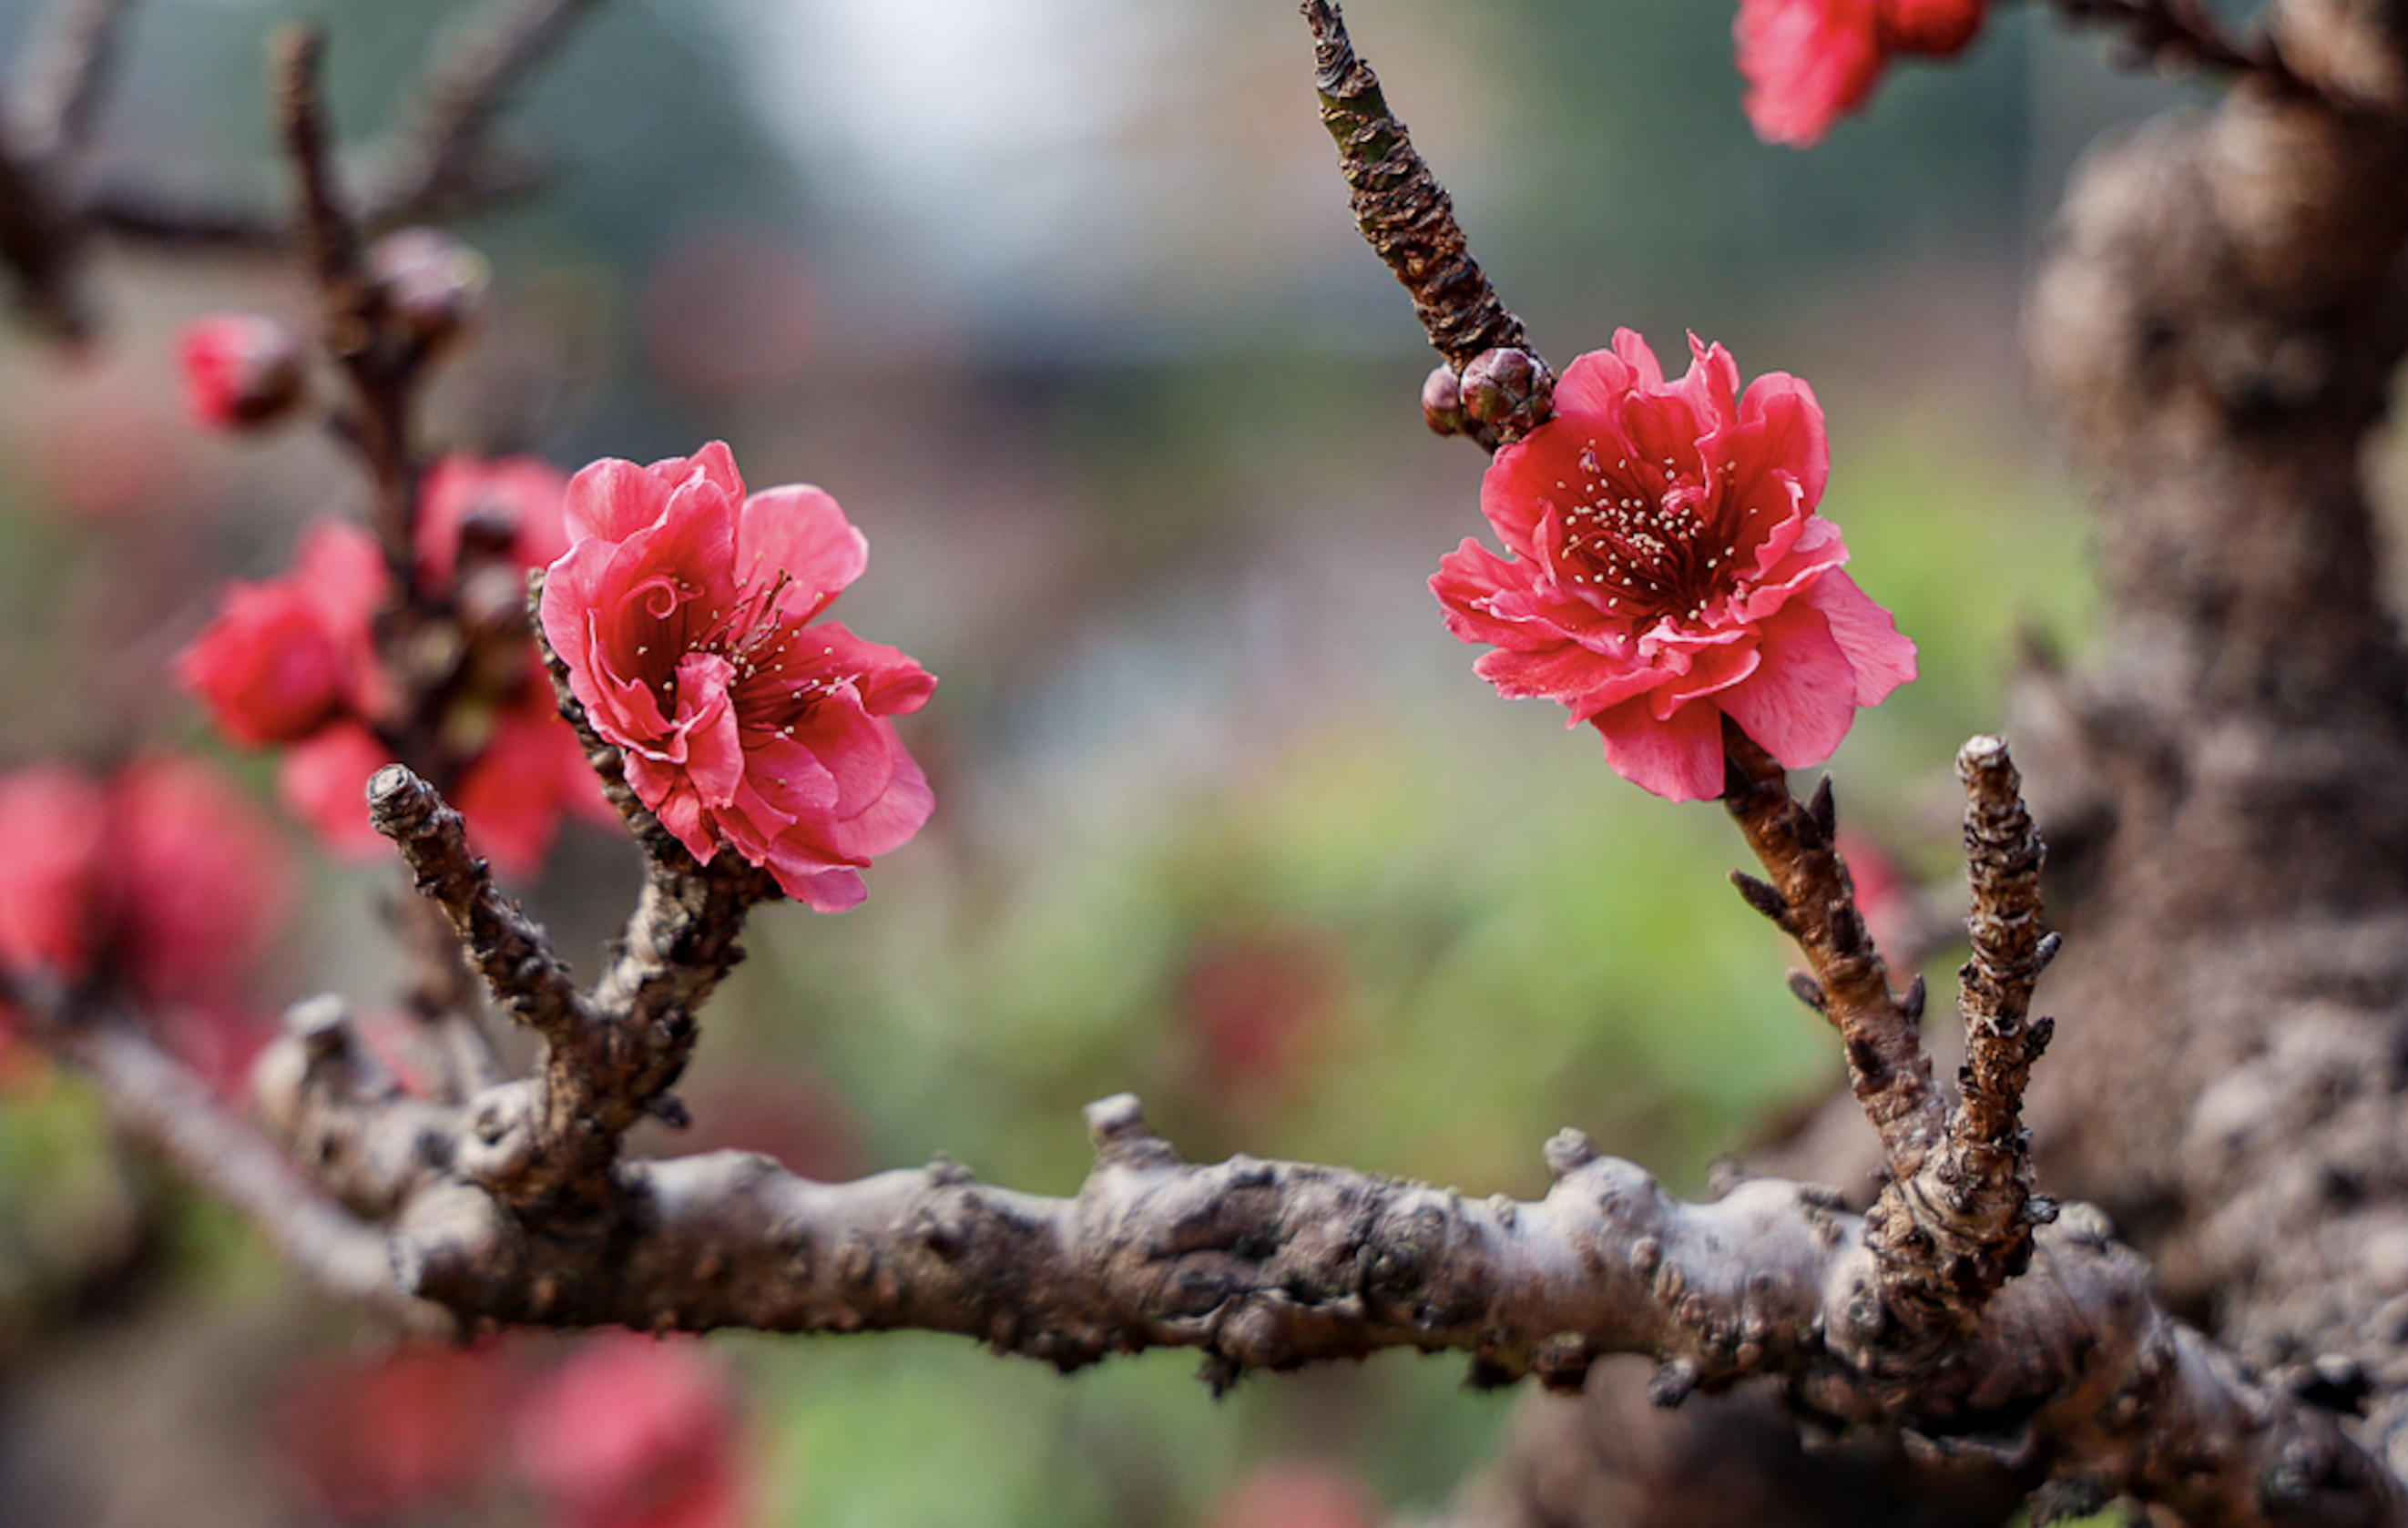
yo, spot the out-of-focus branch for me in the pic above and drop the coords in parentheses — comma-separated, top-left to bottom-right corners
(9, 0, 138, 165)
(359, 0, 599, 221)
(0, 140, 86, 335)
(2049, 0, 2304, 91)
(0, 0, 601, 336)
(387, 890, 512, 1103)
(275, 26, 427, 597)
(38, 1007, 446, 1331)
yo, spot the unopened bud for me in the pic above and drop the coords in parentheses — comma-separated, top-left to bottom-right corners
(1421, 363, 1466, 436)
(1457, 347, 1554, 433)
(369, 227, 489, 353)
(178, 313, 309, 430)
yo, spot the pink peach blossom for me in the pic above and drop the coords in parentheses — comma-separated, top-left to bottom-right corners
(1432, 330, 1916, 802)
(177, 520, 386, 746)
(539, 442, 935, 911)
(0, 756, 291, 1036)
(1736, 0, 1985, 147)
(514, 1334, 744, 1528)
(180, 461, 614, 876)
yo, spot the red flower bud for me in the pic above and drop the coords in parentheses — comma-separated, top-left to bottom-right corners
(178, 313, 308, 430)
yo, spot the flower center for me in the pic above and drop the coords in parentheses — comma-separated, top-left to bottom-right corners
(1553, 444, 1740, 626)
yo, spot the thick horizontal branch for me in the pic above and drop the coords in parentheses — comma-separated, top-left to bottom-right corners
(247, 1043, 2403, 1526)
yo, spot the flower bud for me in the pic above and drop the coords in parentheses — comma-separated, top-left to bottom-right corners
(369, 228, 490, 353)
(1421, 364, 1466, 436)
(1457, 347, 1554, 434)
(1876, 0, 1984, 56)
(178, 313, 309, 430)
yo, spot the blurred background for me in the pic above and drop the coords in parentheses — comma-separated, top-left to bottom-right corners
(0, 0, 2218, 1523)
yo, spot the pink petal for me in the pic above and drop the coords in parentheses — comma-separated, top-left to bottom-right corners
(1804, 568, 1918, 704)
(826, 733, 934, 860)
(658, 440, 747, 504)
(564, 457, 673, 544)
(737, 485, 868, 612)
(1591, 693, 1728, 801)
(280, 725, 396, 860)
(807, 623, 937, 714)
(1552, 344, 1643, 419)
(1718, 600, 1861, 767)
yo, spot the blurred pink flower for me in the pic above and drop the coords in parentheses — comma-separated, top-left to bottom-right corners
(1432, 330, 1915, 802)
(271, 1340, 519, 1523)
(540, 442, 935, 911)
(179, 459, 614, 876)
(415, 453, 574, 588)
(177, 312, 308, 429)
(1735, 0, 1985, 147)
(515, 1334, 744, 1528)
(0, 766, 109, 982)
(0, 757, 291, 1071)
(1208, 1459, 1382, 1528)
(178, 520, 386, 746)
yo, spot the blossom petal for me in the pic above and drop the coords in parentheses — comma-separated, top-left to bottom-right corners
(1804, 567, 1919, 704)
(739, 485, 868, 614)
(564, 457, 674, 543)
(1591, 693, 1728, 802)
(1718, 600, 1861, 767)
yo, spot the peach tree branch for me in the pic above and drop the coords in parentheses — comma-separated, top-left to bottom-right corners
(238, 999, 2403, 1528)
(9, 989, 446, 1331)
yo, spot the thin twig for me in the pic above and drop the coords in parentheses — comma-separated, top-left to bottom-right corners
(9, 0, 138, 165)
(367, 764, 590, 1059)
(1719, 721, 1939, 1164)
(1299, 0, 1551, 445)
(362, 0, 601, 221)
(274, 26, 424, 597)
(52, 1015, 444, 1329)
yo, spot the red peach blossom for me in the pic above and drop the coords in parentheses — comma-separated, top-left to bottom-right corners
(110, 753, 295, 1003)
(178, 312, 308, 429)
(177, 520, 386, 746)
(1432, 330, 1916, 802)
(514, 1334, 744, 1528)
(539, 442, 935, 911)
(1735, 0, 1985, 147)
(449, 679, 618, 874)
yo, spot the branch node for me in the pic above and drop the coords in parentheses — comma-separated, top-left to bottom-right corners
(1086, 1093, 1181, 1169)
(1730, 869, 1791, 924)
(1543, 1126, 1602, 1179)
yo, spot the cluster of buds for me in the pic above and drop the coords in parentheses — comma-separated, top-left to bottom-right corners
(176, 227, 488, 434)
